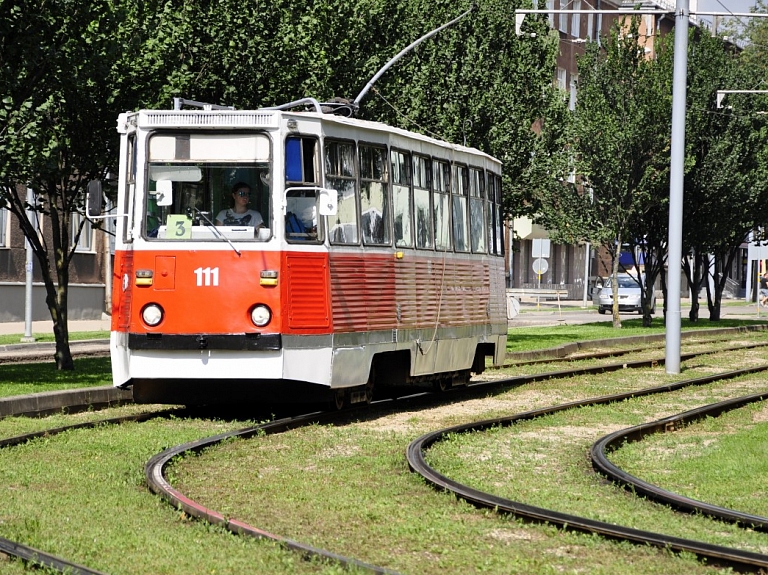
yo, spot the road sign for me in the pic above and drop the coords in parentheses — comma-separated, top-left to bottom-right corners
(532, 258, 548, 275)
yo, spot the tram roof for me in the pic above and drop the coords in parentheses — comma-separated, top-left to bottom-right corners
(125, 106, 501, 168)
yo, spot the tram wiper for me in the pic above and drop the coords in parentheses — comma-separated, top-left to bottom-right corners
(186, 207, 242, 256)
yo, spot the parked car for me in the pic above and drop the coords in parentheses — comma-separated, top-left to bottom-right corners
(597, 273, 656, 315)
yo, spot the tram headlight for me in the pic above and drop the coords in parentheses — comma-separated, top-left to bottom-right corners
(250, 304, 272, 327)
(141, 303, 164, 327)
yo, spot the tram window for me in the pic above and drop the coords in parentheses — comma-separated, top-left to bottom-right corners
(487, 174, 496, 255)
(391, 150, 412, 248)
(285, 137, 317, 183)
(145, 163, 272, 241)
(433, 159, 451, 251)
(413, 155, 433, 249)
(123, 134, 137, 243)
(359, 145, 390, 246)
(469, 168, 486, 253)
(452, 165, 469, 253)
(495, 174, 504, 256)
(325, 140, 359, 244)
(488, 173, 504, 256)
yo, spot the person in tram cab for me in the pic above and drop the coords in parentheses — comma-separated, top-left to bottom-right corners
(215, 181, 264, 228)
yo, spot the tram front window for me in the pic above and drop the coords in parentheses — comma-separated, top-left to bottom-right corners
(144, 162, 272, 241)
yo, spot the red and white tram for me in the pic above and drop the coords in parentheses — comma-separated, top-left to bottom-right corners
(107, 98, 507, 406)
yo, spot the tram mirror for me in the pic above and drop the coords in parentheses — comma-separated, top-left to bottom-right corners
(149, 166, 202, 182)
(86, 180, 102, 217)
(155, 180, 173, 206)
(318, 187, 338, 216)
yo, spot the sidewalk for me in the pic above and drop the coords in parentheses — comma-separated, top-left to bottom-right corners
(0, 314, 112, 337)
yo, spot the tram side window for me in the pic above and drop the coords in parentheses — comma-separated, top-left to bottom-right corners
(325, 140, 359, 244)
(433, 159, 451, 251)
(359, 145, 390, 246)
(469, 168, 486, 253)
(452, 165, 469, 253)
(285, 137, 321, 243)
(391, 150, 412, 248)
(487, 173, 504, 256)
(285, 136, 318, 184)
(494, 174, 504, 256)
(123, 134, 137, 243)
(413, 155, 433, 249)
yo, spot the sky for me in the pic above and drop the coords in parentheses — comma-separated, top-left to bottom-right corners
(697, 0, 757, 16)
(695, 0, 759, 32)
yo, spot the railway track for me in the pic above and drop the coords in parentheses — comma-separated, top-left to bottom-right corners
(1, 333, 767, 573)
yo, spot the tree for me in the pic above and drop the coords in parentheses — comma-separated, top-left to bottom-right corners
(1, 0, 565, 369)
(0, 1, 136, 368)
(680, 29, 768, 321)
(536, 19, 670, 328)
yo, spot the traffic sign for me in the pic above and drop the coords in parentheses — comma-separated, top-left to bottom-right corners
(532, 258, 548, 274)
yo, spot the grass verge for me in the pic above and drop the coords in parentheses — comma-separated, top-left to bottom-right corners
(506, 318, 768, 353)
(0, 357, 112, 397)
(0, 331, 109, 346)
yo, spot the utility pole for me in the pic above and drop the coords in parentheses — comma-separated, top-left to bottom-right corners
(22, 187, 36, 343)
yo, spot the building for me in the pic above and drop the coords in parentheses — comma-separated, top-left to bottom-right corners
(0, 188, 111, 323)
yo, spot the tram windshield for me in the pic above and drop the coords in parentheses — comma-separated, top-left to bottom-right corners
(144, 133, 272, 241)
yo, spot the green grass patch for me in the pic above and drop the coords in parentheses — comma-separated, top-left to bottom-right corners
(610, 402, 768, 517)
(0, 357, 112, 396)
(506, 318, 768, 353)
(0, 331, 109, 346)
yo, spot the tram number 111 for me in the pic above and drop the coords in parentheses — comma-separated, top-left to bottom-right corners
(194, 267, 219, 287)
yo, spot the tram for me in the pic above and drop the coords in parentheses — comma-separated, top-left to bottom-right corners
(103, 97, 508, 406)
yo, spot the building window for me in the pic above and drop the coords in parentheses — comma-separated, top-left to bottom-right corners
(71, 212, 93, 252)
(572, 0, 581, 37)
(558, 0, 568, 34)
(557, 67, 567, 91)
(547, 0, 555, 27)
(0, 208, 7, 248)
(587, 12, 594, 41)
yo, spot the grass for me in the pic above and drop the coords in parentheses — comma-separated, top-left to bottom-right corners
(0, 327, 767, 573)
(506, 318, 768, 353)
(0, 331, 109, 346)
(610, 404, 768, 516)
(0, 357, 112, 397)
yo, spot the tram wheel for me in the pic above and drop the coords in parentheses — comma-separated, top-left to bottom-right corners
(433, 378, 449, 392)
(332, 389, 346, 411)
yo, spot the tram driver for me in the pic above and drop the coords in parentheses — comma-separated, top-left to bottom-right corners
(215, 182, 264, 228)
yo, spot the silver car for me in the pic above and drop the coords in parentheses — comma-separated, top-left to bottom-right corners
(597, 274, 656, 315)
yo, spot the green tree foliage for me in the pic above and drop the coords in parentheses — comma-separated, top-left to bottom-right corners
(1, 0, 563, 367)
(537, 18, 670, 328)
(680, 29, 768, 321)
(0, 0, 135, 368)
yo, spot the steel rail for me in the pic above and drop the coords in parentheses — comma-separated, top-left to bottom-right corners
(0, 409, 181, 574)
(406, 365, 768, 572)
(0, 333, 762, 573)
(144, 410, 403, 575)
(591, 391, 768, 531)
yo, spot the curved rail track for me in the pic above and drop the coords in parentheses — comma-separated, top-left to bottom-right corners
(1, 331, 768, 573)
(406, 367, 768, 572)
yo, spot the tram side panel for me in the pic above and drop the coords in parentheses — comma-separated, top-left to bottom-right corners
(327, 251, 507, 387)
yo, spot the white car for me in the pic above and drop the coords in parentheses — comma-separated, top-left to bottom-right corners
(597, 274, 656, 315)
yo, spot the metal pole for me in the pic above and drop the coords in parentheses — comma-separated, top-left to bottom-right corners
(582, 242, 591, 307)
(665, 0, 689, 374)
(22, 187, 35, 342)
